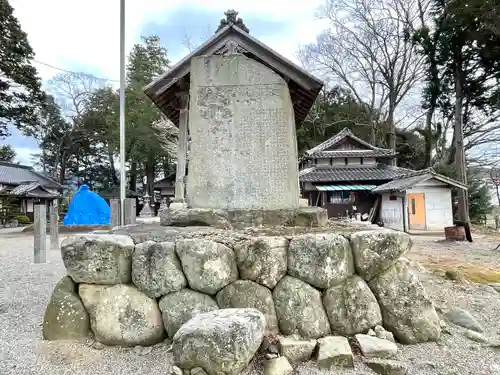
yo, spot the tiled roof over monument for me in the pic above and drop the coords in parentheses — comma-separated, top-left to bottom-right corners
(143, 10, 323, 128)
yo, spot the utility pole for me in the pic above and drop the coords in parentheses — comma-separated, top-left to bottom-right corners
(119, 0, 126, 225)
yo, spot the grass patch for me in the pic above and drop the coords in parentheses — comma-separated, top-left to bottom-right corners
(425, 262, 500, 284)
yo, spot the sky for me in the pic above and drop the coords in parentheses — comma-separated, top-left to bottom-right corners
(4, 0, 328, 166)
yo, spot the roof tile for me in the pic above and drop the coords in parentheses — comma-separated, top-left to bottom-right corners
(0, 162, 62, 188)
(299, 165, 410, 182)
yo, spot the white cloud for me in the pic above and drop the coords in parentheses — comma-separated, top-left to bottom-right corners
(8, 1, 327, 167)
(10, 0, 326, 82)
(12, 146, 38, 165)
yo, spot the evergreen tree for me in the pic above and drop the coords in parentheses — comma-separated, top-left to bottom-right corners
(0, 144, 16, 162)
(0, 0, 45, 136)
(126, 35, 175, 195)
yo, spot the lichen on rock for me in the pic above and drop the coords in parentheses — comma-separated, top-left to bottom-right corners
(132, 240, 187, 298)
(158, 288, 219, 338)
(61, 234, 134, 284)
(43, 276, 90, 340)
(273, 276, 331, 339)
(288, 233, 353, 289)
(176, 239, 238, 295)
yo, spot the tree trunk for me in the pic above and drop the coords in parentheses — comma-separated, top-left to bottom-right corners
(59, 152, 67, 186)
(128, 161, 137, 192)
(387, 96, 397, 166)
(454, 56, 471, 227)
(369, 114, 376, 146)
(423, 105, 435, 168)
(108, 144, 118, 186)
(145, 155, 155, 198)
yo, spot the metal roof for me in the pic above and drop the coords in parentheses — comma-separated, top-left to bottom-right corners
(372, 168, 468, 193)
(316, 184, 377, 191)
(0, 162, 62, 188)
(299, 165, 410, 183)
(143, 23, 323, 128)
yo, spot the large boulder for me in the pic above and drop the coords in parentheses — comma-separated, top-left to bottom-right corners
(233, 237, 288, 289)
(78, 284, 110, 329)
(369, 259, 441, 344)
(273, 276, 331, 339)
(158, 289, 219, 338)
(176, 239, 238, 295)
(350, 231, 412, 281)
(287, 233, 353, 289)
(61, 234, 134, 284)
(323, 275, 382, 336)
(216, 280, 279, 333)
(93, 284, 164, 346)
(172, 308, 265, 375)
(43, 276, 90, 340)
(132, 241, 187, 298)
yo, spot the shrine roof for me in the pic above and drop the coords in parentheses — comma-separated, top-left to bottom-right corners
(144, 23, 323, 128)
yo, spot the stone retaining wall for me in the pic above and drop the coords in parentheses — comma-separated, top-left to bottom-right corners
(43, 229, 441, 372)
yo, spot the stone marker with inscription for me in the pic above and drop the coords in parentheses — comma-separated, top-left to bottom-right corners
(188, 55, 300, 210)
(144, 14, 327, 228)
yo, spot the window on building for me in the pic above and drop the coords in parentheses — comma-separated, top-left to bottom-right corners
(344, 158, 348, 165)
(328, 191, 350, 203)
(360, 158, 364, 165)
(411, 198, 416, 215)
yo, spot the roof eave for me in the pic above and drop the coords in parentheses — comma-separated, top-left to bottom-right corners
(144, 24, 323, 105)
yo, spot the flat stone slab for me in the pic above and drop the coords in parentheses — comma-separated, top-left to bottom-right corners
(279, 336, 317, 364)
(160, 207, 328, 229)
(264, 357, 293, 375)
(445, 308, 484, 333)
(355, 334, 398, 359)
(317, 336, 354, 369)
(365, 359, 408, 375)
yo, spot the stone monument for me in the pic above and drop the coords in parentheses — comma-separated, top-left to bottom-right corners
(144, 10, 327, 228)
(188, 55, 300, 210)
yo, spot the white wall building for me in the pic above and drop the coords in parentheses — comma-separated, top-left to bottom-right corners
(373, 169, 467, 233)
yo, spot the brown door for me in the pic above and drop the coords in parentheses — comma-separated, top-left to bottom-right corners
(408, 193, 426, 230)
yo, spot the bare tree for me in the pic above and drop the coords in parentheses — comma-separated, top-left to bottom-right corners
(299, 0, 427, 155)
(45, 73, 103, 183)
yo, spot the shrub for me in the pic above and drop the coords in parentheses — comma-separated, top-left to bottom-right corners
(15, 215, 31, 225)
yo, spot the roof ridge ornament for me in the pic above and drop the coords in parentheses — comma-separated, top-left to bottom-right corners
(215, 9, 250, 34)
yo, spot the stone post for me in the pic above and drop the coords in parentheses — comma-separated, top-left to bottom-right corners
(139, 194, 154, 218)
(49, 203, 59, 250)
(172, 89, 189, 209)
(34, 203, 47, 264)
(124, 198, 137, 225)
(110, 199, 121, 227)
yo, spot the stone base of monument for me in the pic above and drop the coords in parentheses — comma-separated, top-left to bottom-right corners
(160, 206, 328, 229)
(169, 201, 188, 210)
(43, 228, 441, 374)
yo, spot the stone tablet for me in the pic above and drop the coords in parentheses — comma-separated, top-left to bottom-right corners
(187, 55, 300, 210)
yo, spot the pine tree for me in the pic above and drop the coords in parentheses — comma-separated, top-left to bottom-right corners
(0, 0, 45, 136)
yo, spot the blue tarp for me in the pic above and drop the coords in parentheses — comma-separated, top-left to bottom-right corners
(63, 185, 111, 225)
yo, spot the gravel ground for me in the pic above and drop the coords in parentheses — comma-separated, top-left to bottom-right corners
(409, 232, 500, 269)
(1, 233, 500, 375)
